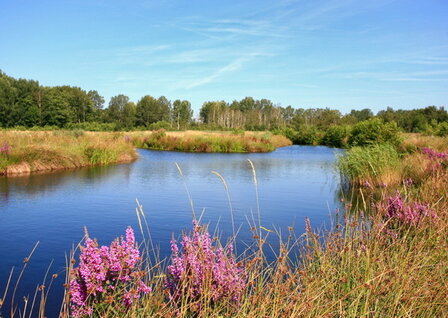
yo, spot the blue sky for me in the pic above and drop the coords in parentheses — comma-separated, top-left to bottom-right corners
(1, 0, 447, 115)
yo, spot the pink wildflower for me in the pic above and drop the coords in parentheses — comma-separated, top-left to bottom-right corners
(383, 193, 437, 227)
(69, 227, 151, 317)
(0, 143, 11, 156)
(166, 221, 246, 306)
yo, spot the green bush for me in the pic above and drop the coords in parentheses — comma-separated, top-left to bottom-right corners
(147, 121, 172, 130)
(435, 122, 448, 137)
(321, 125, 351, 148)
(295, 125, 322, 145)
(348, 118, 401, 147)
(271, 127, 299, 144)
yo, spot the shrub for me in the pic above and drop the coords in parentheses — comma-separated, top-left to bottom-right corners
(435, 122, 448, 137)
(296, 125, 323, 145)
(348, 118, 401, 147)
(321, 125, 351, 148)
(65, 122, 117, 132)
(147, 121, 172, 131)
(272, 127, 299, 144)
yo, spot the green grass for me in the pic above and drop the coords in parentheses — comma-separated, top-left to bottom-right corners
(337, 143, 401, 186)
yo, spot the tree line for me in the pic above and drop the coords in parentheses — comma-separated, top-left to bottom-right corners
(1, 71, 447, 135)
(0, 71, 192, 130)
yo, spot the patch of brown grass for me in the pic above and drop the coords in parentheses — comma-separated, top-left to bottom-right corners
(0, 131, 137, 176)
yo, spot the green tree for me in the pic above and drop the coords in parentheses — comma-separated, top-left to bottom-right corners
(107, 94, 129, 123)
(349, 108, 373, 122)
(135, 95, 171, 127)
(172, 100, 193, 129)
(122, 102, 136, 129)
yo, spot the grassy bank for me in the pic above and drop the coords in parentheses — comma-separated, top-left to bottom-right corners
(130, 130, 292, 153)
(0, 131, 137, 176)
(0, 130, 292, 176)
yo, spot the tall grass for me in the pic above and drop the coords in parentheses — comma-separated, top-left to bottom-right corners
(337, 143, 401, 186)
(131, 130, 292, 153)
(0, 131, 137, 176)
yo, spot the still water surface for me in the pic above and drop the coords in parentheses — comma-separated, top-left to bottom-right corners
(0, 145, 342, 315)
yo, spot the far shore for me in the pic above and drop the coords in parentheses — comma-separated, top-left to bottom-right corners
(0, 130, 292, 177)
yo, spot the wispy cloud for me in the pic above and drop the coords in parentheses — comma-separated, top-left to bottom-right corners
(180, 53, 265, 89)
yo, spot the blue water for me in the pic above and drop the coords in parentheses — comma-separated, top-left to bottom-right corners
(0, 145, 343, 317)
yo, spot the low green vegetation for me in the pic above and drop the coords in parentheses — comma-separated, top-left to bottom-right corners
(338, 143, 401, 186)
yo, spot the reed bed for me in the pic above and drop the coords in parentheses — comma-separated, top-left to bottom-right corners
(130, 130, 292, 153)
(0, 131, 137, 176)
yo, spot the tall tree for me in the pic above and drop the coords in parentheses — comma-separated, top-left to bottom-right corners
(88, 90, 105, 110)
(107, 94, 129, 123)
(135, 95, 171, 127)
(172, 100, 193, 129)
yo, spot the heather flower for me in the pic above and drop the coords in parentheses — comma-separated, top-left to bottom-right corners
(421, 147, 448, 160)
(382, 193, 437, 227)
(166, 221, 246, 308)
(69, 227, 151, 317)
(0, 143, 11, 156)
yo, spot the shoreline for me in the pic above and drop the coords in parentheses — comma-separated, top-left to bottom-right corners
(1, 152, 138, 177)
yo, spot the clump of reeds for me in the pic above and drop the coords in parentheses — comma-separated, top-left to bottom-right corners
(337, 143, 402, 187)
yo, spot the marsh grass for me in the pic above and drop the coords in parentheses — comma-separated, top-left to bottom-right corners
(0, 131, 137, 176)
(131, 130, 292, 153)
(337, 143, 401, 187)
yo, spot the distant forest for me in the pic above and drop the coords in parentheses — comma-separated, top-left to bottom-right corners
(1, 71, 447, 134)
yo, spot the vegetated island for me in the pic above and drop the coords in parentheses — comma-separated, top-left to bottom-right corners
(0, 130, 292, 176)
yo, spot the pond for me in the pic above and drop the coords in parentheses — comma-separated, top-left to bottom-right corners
(0, 145, 343, 316)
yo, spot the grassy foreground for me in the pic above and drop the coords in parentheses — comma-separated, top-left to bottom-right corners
(0, 131, 137, 176)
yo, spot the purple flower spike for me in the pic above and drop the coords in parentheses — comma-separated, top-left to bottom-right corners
(166, 221, 246, 307)
(69, 227, 150, 317)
